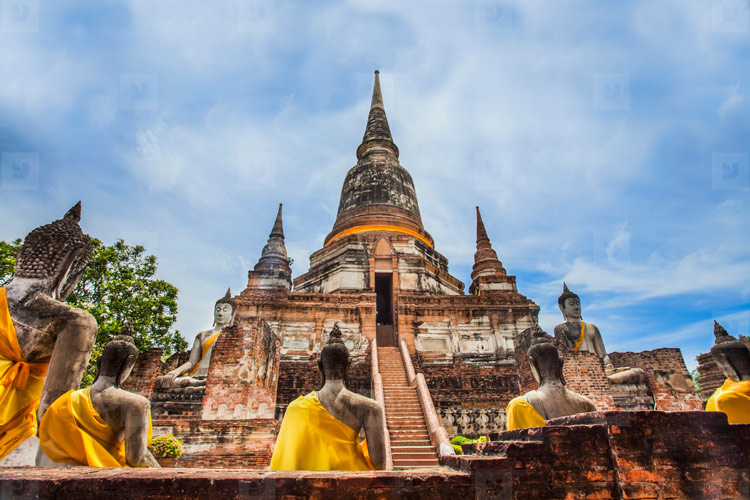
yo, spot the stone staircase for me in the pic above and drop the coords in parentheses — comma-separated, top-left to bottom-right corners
(378, 346, 439, 469)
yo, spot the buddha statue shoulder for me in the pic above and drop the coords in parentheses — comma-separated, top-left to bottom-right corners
(39, 324, 159, 467)
(155, 289, 236, 391)
(0, 202, 98, 462)
(706, 321, 750, 424)
(270, 323, 386, 471)
(506, 326, 596, 430)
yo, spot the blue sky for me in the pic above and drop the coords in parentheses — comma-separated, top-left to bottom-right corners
(1, 0, 748, 371)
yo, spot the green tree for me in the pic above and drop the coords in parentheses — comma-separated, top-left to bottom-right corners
(690, 368, 702, 395)
(0, 239, 21, 287)
(1, 237, 187, 386)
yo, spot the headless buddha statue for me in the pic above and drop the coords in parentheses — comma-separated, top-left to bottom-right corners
(506, 326, 596, 430)
(706, 321, 750, 424)
(154, 289, 236, 392)
(553, 283, 646, 385)
(39, 324, 159, 467)
(0, 202, 97, 462)
(270, 323, 386, 470)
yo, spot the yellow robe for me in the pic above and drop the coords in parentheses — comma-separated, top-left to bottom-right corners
(270, 391, 374, 471)
(189, 331, 222, 376)
(39, 387, 152, 467)
(0, 287, 49, 460)
(706, 378, 750, 425)
(506, 395, 546, 431)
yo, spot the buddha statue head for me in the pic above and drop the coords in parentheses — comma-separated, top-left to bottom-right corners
(94, 323, 139, 387)
(711, 321, 750, 382)
(557, 282, 582, 322)
(213, 288, 237, 328)
(527, 325, 565, 385)
(13, 202, 93, 300)
(318, 323, 349, 387)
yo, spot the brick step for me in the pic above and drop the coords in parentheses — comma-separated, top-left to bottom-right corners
(386, 413, 425, 418)
(392, 459, 440, 467)
(386, 421, 429, 428)
(391, 445, 435, 453)
(389, 440, 433, 447)
(392, 452, 438, 461)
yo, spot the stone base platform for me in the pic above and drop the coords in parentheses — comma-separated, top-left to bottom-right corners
(0, 467, 471, 499)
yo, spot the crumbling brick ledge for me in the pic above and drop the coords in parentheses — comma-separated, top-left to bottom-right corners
(2, 411, 749, 499)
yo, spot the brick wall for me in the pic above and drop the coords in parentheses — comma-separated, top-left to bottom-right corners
(121, 348, 164, 400)
(275, 357, 371, 419)
(696, 352, 724, 402)
(455, 410, 750, 499)
(202, 318, 281, 420)
(610, 348, 702, 411)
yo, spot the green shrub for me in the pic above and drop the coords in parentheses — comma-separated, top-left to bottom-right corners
(452, 443, 463, 455)
(148, 434, 183, 458)
(477, 435, 487, 443)
(450, 435, 473, 445)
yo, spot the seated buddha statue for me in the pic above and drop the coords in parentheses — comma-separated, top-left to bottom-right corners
(705, 321, 750, 424)
(0, 202, 97, 461)
(154, 289, 236, 392)
(270, 323, 386, 470)
(38, 324, 159, 467)
(553, 283, 646, 385)
(506, 326, 596, 430)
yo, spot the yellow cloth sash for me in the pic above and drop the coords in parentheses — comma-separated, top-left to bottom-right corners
(573, 322, 586, 351)
(189, 331, 222, 376)
(39, 387, 153, 467)
(706, 377, 750, 425)
(270, 392, 374, 471)
(0, 287, 49, 460)
(506, 395, 546, 431)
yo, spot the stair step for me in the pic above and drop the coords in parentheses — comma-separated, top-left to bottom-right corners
(392, 459, 440, 467)
(391, 446, 435, 453)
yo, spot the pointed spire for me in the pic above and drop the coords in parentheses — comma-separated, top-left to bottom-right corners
(270, 203, 284, 239)
(65, 201, 82, 223)
(356, 70, 399, 160)
(476, 206, 489, 243)
(470, 207, 509, 295)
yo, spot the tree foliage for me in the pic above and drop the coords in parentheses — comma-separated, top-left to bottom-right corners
(0, 239, 21, 287)
(1, 237, 187, 386)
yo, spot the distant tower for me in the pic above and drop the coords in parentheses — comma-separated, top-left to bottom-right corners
(247, 203, 292, 291)
(469, 206, 517, 295)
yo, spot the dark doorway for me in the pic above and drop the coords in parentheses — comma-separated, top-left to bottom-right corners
(375, 273, 395, 346)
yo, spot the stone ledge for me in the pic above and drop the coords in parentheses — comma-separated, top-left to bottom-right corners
(0, 467, 471, 500)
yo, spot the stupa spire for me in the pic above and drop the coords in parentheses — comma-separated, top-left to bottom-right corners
(470, 207, 513, 295)
(248, 203, 292, 291)
(356, 70, 399, 160)
(270, 203, 284, 239)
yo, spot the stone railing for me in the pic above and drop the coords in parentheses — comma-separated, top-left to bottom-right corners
(399, 338, 454, 457)
(371, 339, 393, 470)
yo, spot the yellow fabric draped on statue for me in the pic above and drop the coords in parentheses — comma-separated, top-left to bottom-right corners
(39, 387, 153, 467)
(0, 287, 49, 460)
(270, 392, 374, 471)
(506, 395, 546, 431)
(706, 378, 750, 425)
(189, 331, 222, 376)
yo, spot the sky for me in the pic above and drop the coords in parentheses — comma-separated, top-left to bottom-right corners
(1, 0, 748, 371)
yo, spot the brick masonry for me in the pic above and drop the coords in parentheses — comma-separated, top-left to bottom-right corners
(8, 412, 749, 499)
(456, 410, 750, 499)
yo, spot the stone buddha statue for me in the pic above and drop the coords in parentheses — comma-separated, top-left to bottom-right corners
(706, 321, 750, 424)
(0, 202, 97, 462)
(270, 323, 386, 470)
(506, 326, 596, 430)
(38, 324, 159, 467)
(155, 289, 237, 392)
(553, 283, 646, 385)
